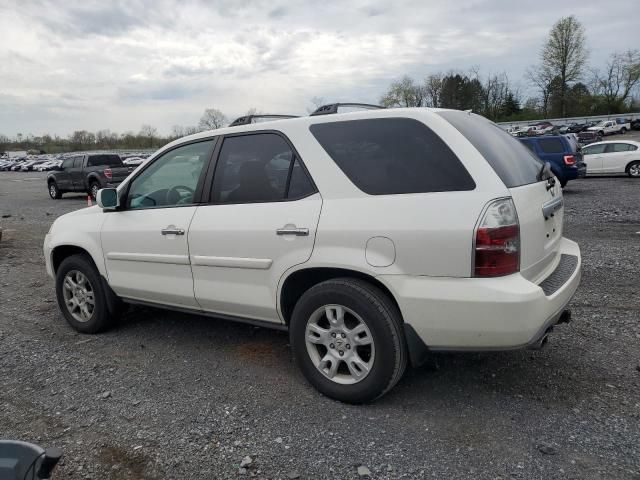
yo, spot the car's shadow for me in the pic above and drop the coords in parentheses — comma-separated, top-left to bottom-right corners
(109, 304, 600, 408)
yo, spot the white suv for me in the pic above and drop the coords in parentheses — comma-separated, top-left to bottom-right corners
(44, 107, 581, 403)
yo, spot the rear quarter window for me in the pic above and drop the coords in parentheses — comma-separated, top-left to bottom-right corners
(438, 111, 543, 188)
(309, 118, 475, 195)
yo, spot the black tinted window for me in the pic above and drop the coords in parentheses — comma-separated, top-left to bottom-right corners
(521, 140, 536, 153)
(87, 154, 123, 167)
(438, 111, 542, 188)
(211, 134, 315, 203)
(310, 118, 474, 195)
(288, 158, 315, 199)
(538, 138, 566, 154)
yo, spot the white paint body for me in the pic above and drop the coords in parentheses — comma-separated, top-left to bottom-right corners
(44, 108, 582, 350)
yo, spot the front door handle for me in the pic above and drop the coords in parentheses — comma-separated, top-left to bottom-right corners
(276, 227, 309, 236)
(161, 227, 185, 236)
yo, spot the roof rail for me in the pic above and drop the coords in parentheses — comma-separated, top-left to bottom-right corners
(310, 103, 386, 116)
(229, 114, 299, 127)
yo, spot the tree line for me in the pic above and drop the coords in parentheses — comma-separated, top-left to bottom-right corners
(2, 15, 639, 155)
(379, 16, 640, 122)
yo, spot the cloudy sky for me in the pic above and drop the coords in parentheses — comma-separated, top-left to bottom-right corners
(0, 0, 636, 137)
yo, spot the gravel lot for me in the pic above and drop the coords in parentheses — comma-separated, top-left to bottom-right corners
(0, 167, 639, 479)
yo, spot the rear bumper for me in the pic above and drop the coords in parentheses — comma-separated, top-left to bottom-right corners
(380, 237, 581, 352)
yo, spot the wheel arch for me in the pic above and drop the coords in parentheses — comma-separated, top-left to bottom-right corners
(625, 159, 640, 173)
(279, 266, 402, 326)
(51, 244, 99, 275)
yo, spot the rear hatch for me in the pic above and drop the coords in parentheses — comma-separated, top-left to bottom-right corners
(438, 111, 563, 281)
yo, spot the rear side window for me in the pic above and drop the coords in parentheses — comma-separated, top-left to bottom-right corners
(87, 155, 123, 167)
(211, 133, 316, 204)
(538, 138, 566, 154)
(438, 111, 543, 188)
(309, 118, 475, 195)
(605, 143, 634, 153)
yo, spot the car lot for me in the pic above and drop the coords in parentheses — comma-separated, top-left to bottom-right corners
(0, 172, 639, 479)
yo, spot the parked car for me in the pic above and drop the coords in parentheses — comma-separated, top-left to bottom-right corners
(46, 153, 130, 200)
(577, 131, 602, 146)
(630, 119, 640, 131)
(518, 135, 587, 187)
(581, 140, 640, 177)
(122, 156, 145, 167)
(587, 120, 628, 136)
(44, 107, 581, 403)
(20, 159, 48, 171)
(532, 121, 555, 135)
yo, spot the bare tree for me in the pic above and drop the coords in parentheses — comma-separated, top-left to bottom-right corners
(526, 66, 555, 117)
(539, 16, 588, 117)
(306, 96, 326, 114)
(198, 108, 227, 131)
(380, 76, 425, 107)
(423, 73, 443, 107)
(139, 125, 157, 148)
(593, 50, 640, 113)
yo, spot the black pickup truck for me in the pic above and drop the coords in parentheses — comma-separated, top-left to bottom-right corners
(47, 154, 130, 200)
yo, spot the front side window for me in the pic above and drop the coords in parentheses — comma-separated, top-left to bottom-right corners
(62, 158, 74, 169)
(210, 133, 315, 204)
(310, 118, 475, 195)
(583, 144, 606, 155)
(126, 140, 214, 209)
(72, 157, 83, 168)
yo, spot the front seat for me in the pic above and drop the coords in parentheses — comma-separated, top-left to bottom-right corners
(226, 161, 280, 203)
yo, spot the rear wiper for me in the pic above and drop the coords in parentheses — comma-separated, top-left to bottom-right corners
(537, 161, 553, 181)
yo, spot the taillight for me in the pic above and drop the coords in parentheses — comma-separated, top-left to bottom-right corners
(474, 198, 520, 277)
(104, 167, 112, 179)
(563, 155, 575, 165)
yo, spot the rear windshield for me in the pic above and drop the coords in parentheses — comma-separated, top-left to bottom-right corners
(309, 118, 475, 195)
(438, 111, 543, 188)
(87, 154, 123, 167)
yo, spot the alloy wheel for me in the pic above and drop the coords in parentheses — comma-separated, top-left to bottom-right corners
(305, 304, 375, 385)
(62, 270, 95, 323)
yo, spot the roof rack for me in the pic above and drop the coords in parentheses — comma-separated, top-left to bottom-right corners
(229, 114, 299, 127)
(310, 103, 386, 116)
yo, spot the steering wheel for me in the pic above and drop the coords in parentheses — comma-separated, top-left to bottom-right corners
(166, 185, 195, 205)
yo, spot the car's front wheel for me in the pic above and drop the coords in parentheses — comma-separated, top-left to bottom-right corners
(290, 278, 407, 404)
(55, 254, 117, 333)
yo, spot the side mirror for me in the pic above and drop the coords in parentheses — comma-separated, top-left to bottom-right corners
(96, 188, 119, 211)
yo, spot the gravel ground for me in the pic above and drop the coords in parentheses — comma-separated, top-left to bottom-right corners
(0, 170, 639, 480)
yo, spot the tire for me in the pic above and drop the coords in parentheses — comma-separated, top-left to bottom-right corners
(48, 181, 62, 199)
(89, 182, 100, 200)
(620, 127, 627, 134)
(599, 130, 605, 137)
(55, 254, 117, 333)
(290, 278, 407, 404)
(560, 179, 567, 188)
(627, 161, 640, 178)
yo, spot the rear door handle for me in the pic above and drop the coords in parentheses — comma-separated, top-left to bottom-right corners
(161, 227, 185, 236)
(276, 227, 309, 236)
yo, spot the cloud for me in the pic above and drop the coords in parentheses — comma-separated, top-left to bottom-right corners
(0, 0, 637, 136)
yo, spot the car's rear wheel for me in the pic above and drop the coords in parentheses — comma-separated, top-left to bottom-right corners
(55, 254, 117, 333)
(290, 278, 407, 404)
(627, 161, 640, 178)
(48, 182, 62, 199)
(89, 182, 100, 200)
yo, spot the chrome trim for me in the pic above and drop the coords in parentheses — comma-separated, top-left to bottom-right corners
(542, 196, 563, 219)
(276, 227, 309, 236)
(161, 228, 185, 236)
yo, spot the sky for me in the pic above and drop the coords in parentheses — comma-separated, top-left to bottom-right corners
(0, 0, 636, 137)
